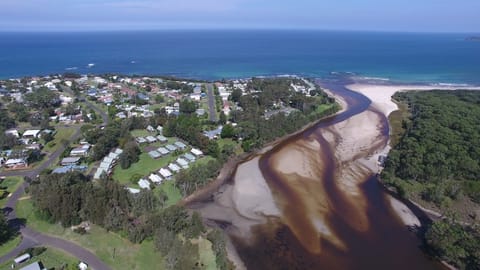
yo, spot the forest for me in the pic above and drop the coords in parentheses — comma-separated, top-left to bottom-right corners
(381, 90, 480, 269)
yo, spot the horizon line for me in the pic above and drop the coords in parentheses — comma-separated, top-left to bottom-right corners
(0, 27, 478, 35)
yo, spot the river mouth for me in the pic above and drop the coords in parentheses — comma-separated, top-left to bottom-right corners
(190, 79, 444, 270)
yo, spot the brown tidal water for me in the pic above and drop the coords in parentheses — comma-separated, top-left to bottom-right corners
(194, 80, 444, 270)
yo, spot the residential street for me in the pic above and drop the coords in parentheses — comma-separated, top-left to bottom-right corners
(206, 83, 218, 122)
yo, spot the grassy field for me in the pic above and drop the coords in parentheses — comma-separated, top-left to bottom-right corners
(112, 153, 177, 185)
(43, 127, 76, 153)
(0, 236, 21, 257)
(0, 177, 23, 208)
(196, 237, 217, 270)
(130, 129, 151, 138)
(156, 180, 182, 207)
(0, 245, 79, 270)
(16, 199, 165, 270)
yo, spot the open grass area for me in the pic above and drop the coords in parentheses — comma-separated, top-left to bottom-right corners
(16, 199, 165, 270)
(0, 245, 79, 270)
(0, 236, 21, 257)
(315, 103, 336, 114)
(156, 180, 182, 207)
(43, 127, 76, 153)
(130, 129, 151, 138)
(196, 237, 217, 270)
(112, 153, 176, 185)
(0, 176, 23, 208)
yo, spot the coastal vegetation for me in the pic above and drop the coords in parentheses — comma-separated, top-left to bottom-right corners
(381, 90, 480, 269)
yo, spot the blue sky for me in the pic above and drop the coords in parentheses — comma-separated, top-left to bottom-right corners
(0, 0, 478, 32)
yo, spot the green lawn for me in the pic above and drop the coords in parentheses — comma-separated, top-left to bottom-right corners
(0, 245, 79, 270)
(0, 236, 21, 257)
(0, 177, 23, 208)
(112, 153, 176, 185)
(43, 127, 76, 153)
(156, 180, 182, 207)
(16, 199, 165, 270)
(315, 103, 336, 114)
(130, 129, 151, 138)
(196, 237, 217, 270)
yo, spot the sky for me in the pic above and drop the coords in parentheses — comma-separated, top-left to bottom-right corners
(0, 0, 479, 32)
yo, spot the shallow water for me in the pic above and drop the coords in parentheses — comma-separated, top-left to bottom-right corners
(194, 78, 444, 269)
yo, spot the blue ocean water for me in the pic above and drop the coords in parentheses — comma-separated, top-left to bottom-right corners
(0, 30, 479, 84)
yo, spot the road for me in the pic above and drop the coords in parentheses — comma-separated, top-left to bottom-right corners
(206, 83, 218, 122)
(0, 90, 111, 269)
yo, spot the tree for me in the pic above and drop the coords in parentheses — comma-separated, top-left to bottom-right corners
(0, 214, 12, 245)
(219, 111, 227, 124)
(119, 141, 140, 169)
(179, 99, 197, 114)
(220, 124, 236, 139)
(230, 88, 242, 103)
(24, 87, 60, 109)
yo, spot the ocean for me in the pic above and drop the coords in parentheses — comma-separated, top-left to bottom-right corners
(0, 30, 479, 84)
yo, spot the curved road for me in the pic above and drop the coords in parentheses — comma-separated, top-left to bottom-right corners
(0, 90, 111, 270)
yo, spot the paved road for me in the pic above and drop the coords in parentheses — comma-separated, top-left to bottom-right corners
(62, 86, 109, 125)
(206, 83, 218, 122)
(0, 92, 111, 269)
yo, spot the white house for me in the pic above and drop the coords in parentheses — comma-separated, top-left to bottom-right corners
(158, 168, 173, 179)
(4, 158, 28, 169)
(191, 148, 203, 156)
(138, 179, 151, 190)
(148, 174, 163, 184)
(22, 129, 41, 139)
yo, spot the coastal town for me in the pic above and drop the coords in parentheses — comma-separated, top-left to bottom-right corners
(0, 73, 336, 269)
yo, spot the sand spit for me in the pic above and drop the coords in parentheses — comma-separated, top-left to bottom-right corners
(346, 83, 480, 116)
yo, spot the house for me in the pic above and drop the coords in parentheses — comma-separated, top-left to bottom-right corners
(22, 129, 41, 139)
(176, 158, 189, 169)
(5, 129, 19, 138)
(148, 150, 161, 159)
(148, 174, 163, 184)
(136, 137, 147, 144)
(146, 136, 157, 143)
(156, 135, 168, 143)
(174, 141, 187, 150)
(191, 148, 203, 157)
(146, 125, 155, 132)
(70, 144, 91, 157)
(156, 126, 163, 133)
(52, 165, 87, 174)
(138, 179, 151, 190)
(183, 153, 196, 162)
(19, 261, 44, 270)
(168, 163, 181, 173)
(158, 168, 172, 179)
(94, 168, 107, 180)
(165, 144, 177, 152)
(157, 147, 169, 156)
(113, 148, 123, 155)
(4, 158, 28, 169)
(60, 157, 80, 166)
(203, 126, 223, 140)
(25, 144, 42, 151)
(126, 187, 141, 194)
